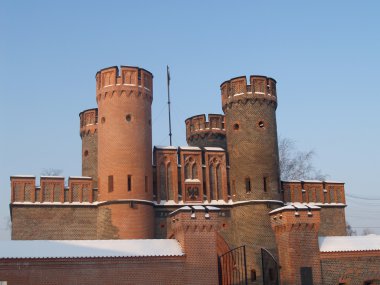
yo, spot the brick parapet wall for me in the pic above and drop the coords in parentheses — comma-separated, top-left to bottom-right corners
(220, 75, 277, 112)
(185, 114, 227, 149)
(11, 176, 95, 204)
(79, 108, 98, 136)
(11, 205, 98, 240)
(282, 180, 346, 204)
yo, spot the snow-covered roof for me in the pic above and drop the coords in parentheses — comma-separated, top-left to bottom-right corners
(154, 145, 178, 150)
(179, 146, 201, 151)
(301, 180, 322, 183)
(184, 178, 201, 183)
(10, 175, 35, 178)
(203, 147, 225, 152)
(319, 235, 380, 252)
(69, 176, 92, 179)
(323, 180, 345, 184)
(269, 203, 320, 214)
(0, 240, 184, 259)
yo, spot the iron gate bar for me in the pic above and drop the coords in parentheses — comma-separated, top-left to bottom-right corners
(218, 245, 247, 285)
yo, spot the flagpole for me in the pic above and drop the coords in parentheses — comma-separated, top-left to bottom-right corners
(167, 65, 173, 146)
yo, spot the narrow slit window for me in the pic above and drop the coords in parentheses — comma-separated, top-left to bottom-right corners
(263, 177, 268, 192)
(128, 175, 132, 192)
(145, 176, 148, 193)
(108, 175, 113, 193)
(245, 177, 251, 193)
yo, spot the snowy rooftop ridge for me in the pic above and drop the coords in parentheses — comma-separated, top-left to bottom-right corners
(269, 203, 320, 214)
(319, 235, 380, 252)
(0, 240, 184, 259)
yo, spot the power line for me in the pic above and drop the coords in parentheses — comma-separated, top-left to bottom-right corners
(346, 193, 380, 201)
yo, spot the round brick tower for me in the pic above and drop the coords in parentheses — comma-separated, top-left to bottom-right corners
(96, 66, 154, 239)
(185, 114, 227, 149)
(221, 75, 282, 283)
(221, 75, 280, 201)
(79, 108, 98, 188)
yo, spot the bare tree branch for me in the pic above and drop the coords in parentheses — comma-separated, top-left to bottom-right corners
(41, 168, 63, 176)
(279, 136, 328, 181)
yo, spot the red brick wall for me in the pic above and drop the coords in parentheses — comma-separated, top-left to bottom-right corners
(97, 202, 154, 239)
(0, 257, 185, 285)
(271, 208, 322, 285)
(320, 251, 380, 285)
(11, 205, 98, 240)
(319, 207, 347, 236)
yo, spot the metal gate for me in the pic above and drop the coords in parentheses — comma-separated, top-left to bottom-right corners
(218, 245, 248, 285)
(261, 248, 279, 285)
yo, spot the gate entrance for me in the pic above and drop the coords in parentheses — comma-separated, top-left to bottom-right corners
(218, 245, 248, 285)
(261, 248, 279, 285)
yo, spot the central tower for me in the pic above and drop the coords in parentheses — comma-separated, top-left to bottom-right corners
(221, 75, 281, 201)
(96, 66, 154, 239)
(221, 75, 281, 282)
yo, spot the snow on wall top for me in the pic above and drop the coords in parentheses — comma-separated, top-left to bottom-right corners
(319, 235, 380, 252)
(0, 239, 184, 259)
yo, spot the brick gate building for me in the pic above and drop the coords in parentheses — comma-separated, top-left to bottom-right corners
(2, 65, 380, 285)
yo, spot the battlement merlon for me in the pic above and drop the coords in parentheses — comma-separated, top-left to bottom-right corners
(168, 206, 221, 234)
(79, 108, 98, 137)
(95, 65, 153, 93)
(220, 75, 277, 110)
(269, 204, 321, 232)
(10, 175, 96, 204)
(185, 114, 225, 141)
(281, 180, 346, 204)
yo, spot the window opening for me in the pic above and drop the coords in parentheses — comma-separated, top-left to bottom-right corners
(128, 175, 132, 192)
(245, 177, 251, 193)
(108, 175, 113, 192)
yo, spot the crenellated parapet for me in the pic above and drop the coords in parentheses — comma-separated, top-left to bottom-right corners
(185, 114, 226, 149)
(220, 75, 277, 112)
(10, 176, 97, 204)
(79, 108, 98, 137)
(281, 180, 346, 204)
(95, 66, 153, 103)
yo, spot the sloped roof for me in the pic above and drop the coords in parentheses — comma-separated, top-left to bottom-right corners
(0, 239, 184, 259)
(319, 235, 380, 252)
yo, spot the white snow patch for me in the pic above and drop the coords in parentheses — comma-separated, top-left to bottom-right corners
(0, 239, 184, 259)
(179, 146, 201, 151)
(203, 147, 225, 152)
(319, 235, 380, 252)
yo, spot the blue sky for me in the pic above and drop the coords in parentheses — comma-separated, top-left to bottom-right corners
(0, 0, 379, 237)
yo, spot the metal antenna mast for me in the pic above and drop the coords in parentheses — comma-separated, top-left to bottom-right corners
(167, 65, 173, 146)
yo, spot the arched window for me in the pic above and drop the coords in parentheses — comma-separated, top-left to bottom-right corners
(167, 163, 172, 200)
(192, 163, 198, 179)
(209, 165, 215, 200)
(160, 163, 166, 200)
(216, 164, 222, 200)
(185, 163, 191, 179)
